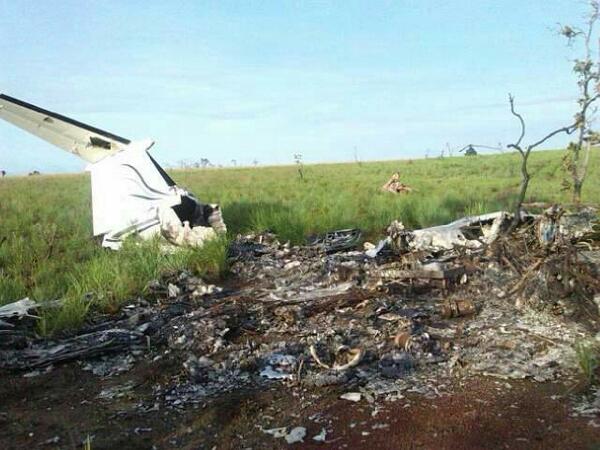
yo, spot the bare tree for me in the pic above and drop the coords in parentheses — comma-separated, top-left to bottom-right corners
(293, 153, 305, 181)
(504, 1, 600, 228)
(353, 146, 363, 166)
(178, 159, 193, 169)
(507, 94, 580, 227)
(559, 1, 600, 204)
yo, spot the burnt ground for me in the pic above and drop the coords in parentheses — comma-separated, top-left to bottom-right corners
(1, 360, 600, 449)
(2, 222, 600, 449)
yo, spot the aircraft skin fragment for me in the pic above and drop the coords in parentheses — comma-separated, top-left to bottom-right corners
(0, 94, 227, 249)
(0, 94, 128, 163)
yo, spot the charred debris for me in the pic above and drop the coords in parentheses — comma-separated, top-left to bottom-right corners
(1, 205, 599, 411)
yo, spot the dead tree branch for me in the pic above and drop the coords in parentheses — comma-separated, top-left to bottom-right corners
(508, 94, 526, 153)
(507, 95, 578, 229)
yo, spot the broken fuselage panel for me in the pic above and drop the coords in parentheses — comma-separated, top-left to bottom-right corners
(0, 94, 224, 249)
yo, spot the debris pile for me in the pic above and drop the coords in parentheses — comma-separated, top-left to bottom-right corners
(1, 206, 599, 416)
(381, 172, 413, 194)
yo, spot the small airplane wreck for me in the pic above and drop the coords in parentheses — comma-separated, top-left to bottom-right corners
(0, 94, 226, 249)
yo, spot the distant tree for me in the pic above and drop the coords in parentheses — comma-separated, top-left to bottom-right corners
(252, 159, 259, 167)
(1, 170, 5, 177)
(293, 153, 305, 181)
(558, 1, 600, 204)
(446, 142, 454, 157)
(353, 146, 363, 166)
(231, 159, 237, 167)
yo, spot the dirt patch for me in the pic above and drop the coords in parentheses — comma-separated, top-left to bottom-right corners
(1, 365, 599, 449)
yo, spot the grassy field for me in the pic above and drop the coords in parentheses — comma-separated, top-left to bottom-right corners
(1, 149, 598, 334)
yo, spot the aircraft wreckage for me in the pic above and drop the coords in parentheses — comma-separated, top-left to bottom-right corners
(0, 94, 226, 249)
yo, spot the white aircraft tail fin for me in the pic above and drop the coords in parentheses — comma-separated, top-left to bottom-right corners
(0, 94, 130, 163)
(0, 94, 218, 250)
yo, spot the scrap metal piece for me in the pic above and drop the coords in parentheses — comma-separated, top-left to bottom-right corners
(381, 172, 413, 194)
(439, 299, 476, 319)
(365, 237, 392, 258)
(386, 211, 512, 254)
(285, 427, 306, 444)
(259, 353, 297, 380)
(0, 298, 38, 320)
(536, 205, 564, 247)
(308, 228, 362, 253)
(368, 260, 467, 291)
(0, 319, 14, 329)
(309, 344, 364, 371)
(393, 331, 412, 351)
(0, 94, 128, 163)
(340, 392, 362, 402)
(559, 206, 598, 240)
(0, 329, 144, 370)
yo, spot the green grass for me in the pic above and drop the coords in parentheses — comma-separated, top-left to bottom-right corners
(35, 237, 230, 335)
(1, 150, 598, 334)
(575, 340, 600, 385)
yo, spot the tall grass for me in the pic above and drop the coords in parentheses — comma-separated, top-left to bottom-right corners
(35, 238, 230, 335)
(176, 149, 599, 242)
(575, 340, 600, 385)
(1, 150, 598, 333)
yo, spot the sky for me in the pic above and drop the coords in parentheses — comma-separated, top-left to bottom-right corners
(0, 0, 592, 173)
